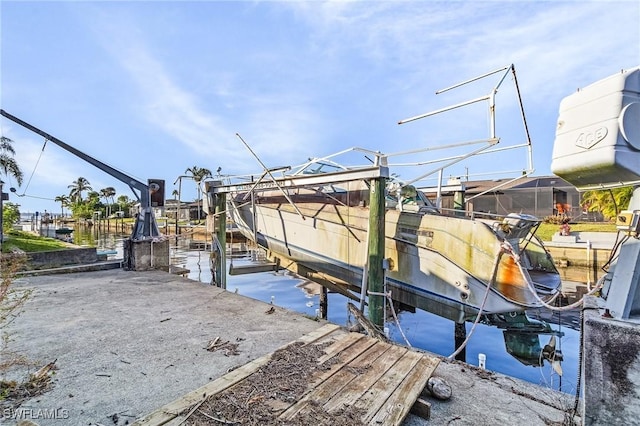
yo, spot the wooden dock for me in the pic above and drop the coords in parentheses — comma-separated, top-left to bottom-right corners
(133, 323, 440, 425)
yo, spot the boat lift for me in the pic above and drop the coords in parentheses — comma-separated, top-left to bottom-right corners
(0, 109, 168, 269)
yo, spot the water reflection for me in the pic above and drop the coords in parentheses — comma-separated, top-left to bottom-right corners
(67, 227, 582, 394)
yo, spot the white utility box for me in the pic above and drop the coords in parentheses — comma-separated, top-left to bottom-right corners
(551, 67, 640, 190)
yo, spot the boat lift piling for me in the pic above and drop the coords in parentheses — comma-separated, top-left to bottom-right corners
(367, 176, 387, 328)
(212, 191, 227, 289)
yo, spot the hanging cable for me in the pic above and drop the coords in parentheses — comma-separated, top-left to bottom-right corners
(385, 290, 412, 347)
(446, 276, 493, 360)
(16, 137, 48, 196)
(500, 239, 607, 311)
(572, 308, 586, 419)
(447, 245, 507, 360)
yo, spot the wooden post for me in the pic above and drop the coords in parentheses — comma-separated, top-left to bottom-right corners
(453, 190, 465, 217)
(367, 177, 386, 328)
(454, 322, 467, 362)
(214, 193, 227, 289)
(319, 285, 328, 319)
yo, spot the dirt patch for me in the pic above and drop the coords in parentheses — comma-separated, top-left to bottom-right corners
(181, 341, 366, 425)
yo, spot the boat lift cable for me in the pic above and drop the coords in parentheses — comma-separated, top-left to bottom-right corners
(572, 309, 586, 419)
(447, 245, 506, 361)
(15, 137, 48, 197)
(501, 240, 606, 312)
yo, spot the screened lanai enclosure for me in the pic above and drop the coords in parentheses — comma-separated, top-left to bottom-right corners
(423, 176, 600, 221)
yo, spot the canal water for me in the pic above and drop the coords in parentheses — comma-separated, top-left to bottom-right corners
(68, 226, 582, 396)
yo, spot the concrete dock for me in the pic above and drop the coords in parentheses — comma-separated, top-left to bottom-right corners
(2, 269, 577, 425)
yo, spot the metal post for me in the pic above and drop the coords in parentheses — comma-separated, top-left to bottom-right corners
(586, 240, 592, 288)
(367, 177, 386, 328)
(214, 192, 227, 289)
(174, 175, 194, 235)
(177, 177, 182, 236)
(436, 169, 444, 209)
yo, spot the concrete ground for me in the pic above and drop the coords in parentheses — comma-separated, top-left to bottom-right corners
(2, 269, 577, 425)
(547, 231, 619, 250)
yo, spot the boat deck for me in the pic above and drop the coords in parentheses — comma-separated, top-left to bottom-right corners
(134, 323, 440, 425)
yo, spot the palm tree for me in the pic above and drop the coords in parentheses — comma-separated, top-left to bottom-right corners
(0, 136, 24, 186)
(54, 194, 70, 218)
(68, 177, 92, 203)
(99, 186, 116, 217)
(185, 166, 212, 221)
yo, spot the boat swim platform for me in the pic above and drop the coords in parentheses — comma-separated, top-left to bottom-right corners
(133, 323, 439, 426)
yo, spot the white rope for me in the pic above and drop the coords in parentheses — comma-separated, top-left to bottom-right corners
(369, 289, 413, 347)
(501, 240, 606, 312)
(446, 272, 493, 360)
(447, 245, 508, 360)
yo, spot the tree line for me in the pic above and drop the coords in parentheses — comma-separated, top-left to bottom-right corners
(54, 178, 133, 220)
(56, 165, 214, 220)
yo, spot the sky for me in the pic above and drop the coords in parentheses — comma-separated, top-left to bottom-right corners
(1, 0, 638, 215)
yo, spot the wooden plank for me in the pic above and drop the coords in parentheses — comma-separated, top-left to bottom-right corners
(348, 302, 390, 342)
(135, 325, 438, 426)
(410, 397, 431, 420)
(354, 350, 423, 422)
(310, 334, 378, 386)
(316, 332, 366, 364)
(323, 344, 408, 413)
(298, 323, 342, 344)
(279, 340, 391, 421)
(133, 323, 342, 426)
(133, 356, 273, 425)
(367, 354, 440, 425)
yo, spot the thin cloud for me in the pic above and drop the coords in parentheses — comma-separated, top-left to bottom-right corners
(93, 30, 233, 157)
(85, 6, 331, 173)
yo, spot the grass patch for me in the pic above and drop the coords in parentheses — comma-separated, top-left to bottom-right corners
(1, 230, 70, 253)
(535, 222, 617, 241)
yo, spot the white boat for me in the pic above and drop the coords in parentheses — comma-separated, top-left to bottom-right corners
(205, 65, 561, 322)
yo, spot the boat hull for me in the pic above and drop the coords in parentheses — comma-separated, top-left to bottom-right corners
(229, 197, 560, 321)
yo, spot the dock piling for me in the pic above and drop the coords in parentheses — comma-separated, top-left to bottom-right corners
(319, 285, 328, 319)
(213, 193, 227, 289)
(367, 177, 386, 328)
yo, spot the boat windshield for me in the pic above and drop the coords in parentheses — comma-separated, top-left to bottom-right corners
(297, 161, 347, 175)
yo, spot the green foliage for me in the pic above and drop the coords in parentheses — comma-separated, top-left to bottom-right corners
(0, 136, 24, 186)
(117, 195, 134, 217)
(534, 222, 618, 241)
(2, 202, 20, 232)
(69, 198, 102, 219)
(581, 186, 634, 221)
(1, 230, 69, 253)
